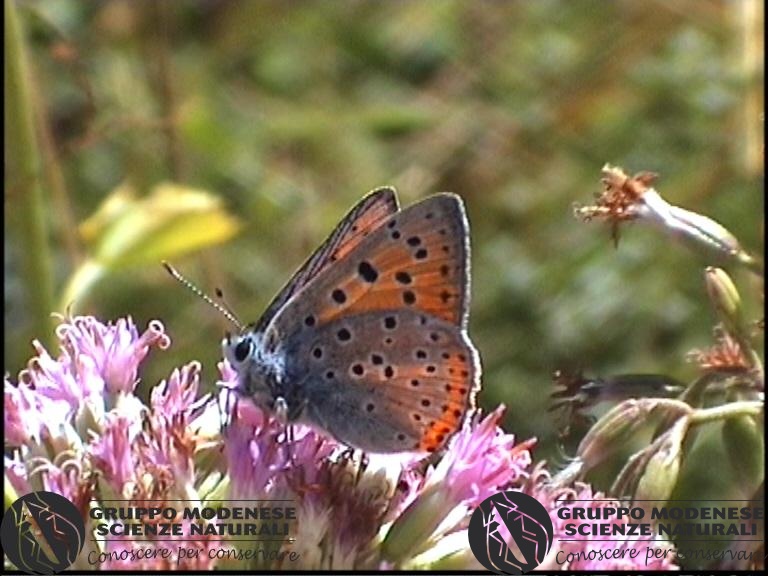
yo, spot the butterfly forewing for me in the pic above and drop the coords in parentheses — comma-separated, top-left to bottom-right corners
(255, 187, 399, 331)
(272, 194, 470, 331)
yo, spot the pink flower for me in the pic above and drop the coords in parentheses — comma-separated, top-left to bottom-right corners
(56, 315, 170, 394)
(5, 454, 33, 496)
(5, 315, 679, 571)
(18, 340, 96, 424)
(4, 316, 202, 570)
(89, 415, 136, 494)
(150, 362, 208, 423)
(381, 405, 535, 565)
(527, 465, 678, 571)
(4, 376, 45, 445)
(426, 405, 534, 507)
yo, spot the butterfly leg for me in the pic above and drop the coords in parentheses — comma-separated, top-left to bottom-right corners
(274, 396, 289, 424)
(278, 397, 310, 464)
(339, 447, 369, 484)
(217, 388, 236, 434)
(339, 446, 354, 460)
(272, 396, 294, 460)
(282, 425, 295, 463)
(355, 450, 369, 485)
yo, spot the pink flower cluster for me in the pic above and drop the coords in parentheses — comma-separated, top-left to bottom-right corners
(4, 315, 677, 570)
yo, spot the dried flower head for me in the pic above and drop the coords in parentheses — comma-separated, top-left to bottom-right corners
(688, 327, 752, 374)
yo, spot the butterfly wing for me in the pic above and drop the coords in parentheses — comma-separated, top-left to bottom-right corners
(271, 193, 479, 452)
(272, 193, 471, 330)
(281, 310, 479, 453)
(254, 187, 399, 331)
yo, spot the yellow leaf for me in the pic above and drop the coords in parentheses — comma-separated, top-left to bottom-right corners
(92, 182, 242, 268)
(60, 182, 241, 308)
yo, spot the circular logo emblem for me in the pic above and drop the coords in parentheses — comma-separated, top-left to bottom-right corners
(1, 491, 85, 574)
(468, 490, 553, 574)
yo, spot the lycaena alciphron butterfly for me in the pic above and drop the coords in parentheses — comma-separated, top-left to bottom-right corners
(166, 187, 480, 454)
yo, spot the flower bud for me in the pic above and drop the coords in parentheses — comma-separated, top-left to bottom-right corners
(42, 419, 83, 457)
(412, 531, 483, 570)
(722, 414, 764, 494)
(635, 416, 689, 504)
(74, 396, 104, 439)
(426, 547, 483, 571)
(639, 191, 741, 257)
(704, 267, 747, 339)
(381, 482, 447, 564)
(611, 442, 656, 498)
(576, 399, 674, 472)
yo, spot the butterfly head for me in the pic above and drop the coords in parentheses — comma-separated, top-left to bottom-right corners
(222, 328, 292, 416)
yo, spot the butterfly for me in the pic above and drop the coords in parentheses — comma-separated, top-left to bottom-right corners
(219, 187, 480, 454)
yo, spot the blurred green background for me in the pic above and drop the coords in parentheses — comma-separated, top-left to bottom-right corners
(5, 0, 764, 462)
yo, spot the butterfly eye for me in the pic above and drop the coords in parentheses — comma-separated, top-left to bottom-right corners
(234, 339, 252, 363)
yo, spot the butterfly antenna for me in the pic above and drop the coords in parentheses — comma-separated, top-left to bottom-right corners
(214, 287, 246, 331)
(162, 261, 244, 331)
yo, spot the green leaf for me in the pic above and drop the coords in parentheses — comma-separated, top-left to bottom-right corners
(60, 181, 241, 308)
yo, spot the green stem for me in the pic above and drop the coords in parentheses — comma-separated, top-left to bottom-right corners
(690, 400, 764, 424)
(4, 475, 20, 512)
(5, 0, 55, 347)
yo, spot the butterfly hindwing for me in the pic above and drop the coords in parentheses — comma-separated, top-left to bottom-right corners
(282, 309, 479, 453)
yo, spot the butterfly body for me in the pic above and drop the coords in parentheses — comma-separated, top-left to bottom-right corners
(224, 188, 480, 453)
